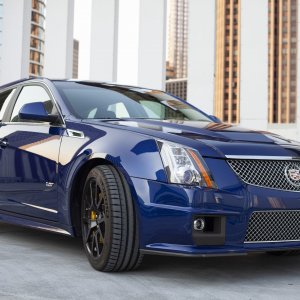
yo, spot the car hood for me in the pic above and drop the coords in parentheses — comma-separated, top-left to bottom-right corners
(84, 119, 300, 159)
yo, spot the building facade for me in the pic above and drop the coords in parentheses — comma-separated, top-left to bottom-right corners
(166, 78, 187, 100)
(166, 61, 175, 80)
(268, 0, 298, 124)
(167, 0, 188, 79)
(0, 0, 46, 84)
(214, 0, 241, 124)
(212, 0, 298, 126)
(0, 0, 75, 84)
(72, 39, 79, 78)
(188, 0, 300, 139)
(43, 0, 74, 79)
(30, 0, 46, 77)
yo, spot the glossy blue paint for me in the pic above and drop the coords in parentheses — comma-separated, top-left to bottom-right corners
(0, 123, 61, 220)
(1, 78, 300, 257)
(19, 101, 58, 123)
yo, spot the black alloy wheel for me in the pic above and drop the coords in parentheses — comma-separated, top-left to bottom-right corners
(81, 165, 143, 272)
(82, 177, 106, 258)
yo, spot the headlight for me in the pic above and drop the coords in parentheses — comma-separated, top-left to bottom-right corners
(157, 140, 216, 188)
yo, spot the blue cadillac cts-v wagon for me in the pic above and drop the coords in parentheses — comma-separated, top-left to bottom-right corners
(1, 78, 300, 271)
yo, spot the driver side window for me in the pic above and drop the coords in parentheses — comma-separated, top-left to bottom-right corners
(10, 85, 56, 122)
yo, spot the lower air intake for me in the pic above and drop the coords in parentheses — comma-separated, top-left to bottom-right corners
(245, 210, 300, 243)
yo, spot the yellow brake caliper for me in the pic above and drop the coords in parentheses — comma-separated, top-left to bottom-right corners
(91, 210, 104, 244)
(90, 210, 97, 221)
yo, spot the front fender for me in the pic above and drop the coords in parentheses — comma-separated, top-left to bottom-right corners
(57, 121, 167, 229)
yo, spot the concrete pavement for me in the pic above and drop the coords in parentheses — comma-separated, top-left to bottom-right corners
(0, 221, 300, 300)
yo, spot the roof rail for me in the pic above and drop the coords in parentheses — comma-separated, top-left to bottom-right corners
(0, 78, 30, 89)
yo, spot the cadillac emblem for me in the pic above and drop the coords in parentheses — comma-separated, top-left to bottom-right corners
(285, 164, 300, 186)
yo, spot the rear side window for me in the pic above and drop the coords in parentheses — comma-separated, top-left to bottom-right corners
(0, 89, 16, 121)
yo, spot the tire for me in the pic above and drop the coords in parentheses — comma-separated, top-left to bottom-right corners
(81, 165, 143, 272)
(266, 250, 300, 256)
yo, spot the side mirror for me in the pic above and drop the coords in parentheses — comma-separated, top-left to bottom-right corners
(19, 102, 59, 124)
(209, 115, 222, 123)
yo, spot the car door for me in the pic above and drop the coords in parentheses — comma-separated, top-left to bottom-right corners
(0, 83, 63, 221)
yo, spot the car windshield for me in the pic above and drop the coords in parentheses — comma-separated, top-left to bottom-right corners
(53, 81, 211, 122)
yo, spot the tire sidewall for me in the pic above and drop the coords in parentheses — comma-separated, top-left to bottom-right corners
(81, 168, 113, 270)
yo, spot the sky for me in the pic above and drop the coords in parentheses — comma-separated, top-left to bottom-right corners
(74, 0, 169, 84)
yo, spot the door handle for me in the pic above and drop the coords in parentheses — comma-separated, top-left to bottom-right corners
(0, 138, 8, 148)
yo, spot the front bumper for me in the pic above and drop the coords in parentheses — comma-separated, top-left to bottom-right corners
(130, 169, 300, 256)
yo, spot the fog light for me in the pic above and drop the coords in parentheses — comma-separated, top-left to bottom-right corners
(194, 218, 205, 231)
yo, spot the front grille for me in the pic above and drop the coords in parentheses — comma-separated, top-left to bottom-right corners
(245, 210, 300, 243)
(227, 159, 300, 192)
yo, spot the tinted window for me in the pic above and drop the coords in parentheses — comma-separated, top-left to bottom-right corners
(54, 81, 211, 122)
(10, 85, 56, 122)
(0, 89, 16, 121)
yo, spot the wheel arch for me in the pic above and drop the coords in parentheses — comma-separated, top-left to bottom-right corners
(69, 156, 136, 237)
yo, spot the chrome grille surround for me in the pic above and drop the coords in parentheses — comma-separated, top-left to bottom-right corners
(227, 158, 300, 192)
(245, 210, 300, 243)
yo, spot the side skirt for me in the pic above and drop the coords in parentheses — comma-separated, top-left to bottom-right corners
(0, 210, 74, 236)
